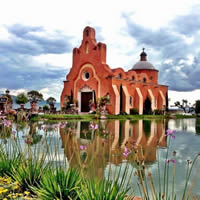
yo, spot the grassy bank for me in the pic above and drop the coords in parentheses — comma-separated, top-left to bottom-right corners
(30, 113, 197, 121)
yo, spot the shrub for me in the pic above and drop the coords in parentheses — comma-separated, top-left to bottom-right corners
(154, 109, 163, 115)
(43, 104, 49, 112)
(130, 108, 139, 115)
(195, 100, 200, 114)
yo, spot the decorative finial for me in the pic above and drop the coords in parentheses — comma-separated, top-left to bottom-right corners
(140, 48, 147, 61)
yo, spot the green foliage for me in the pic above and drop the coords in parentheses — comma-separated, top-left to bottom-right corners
(43, 104, 49, 111)
(46, 97, 56, 105)
(78, 178, 131, 200)
(0, 142, 22, 176)
(78, 165, 132, 200)
(154, 109, 163, 115)
(99, 96, 110, 106)
(15, 93, 29, 105)
(34, 167, 81, 200)
(27, 90, 43, 103)
(10, 152, 49, 192)
(195, 100, 200, 114)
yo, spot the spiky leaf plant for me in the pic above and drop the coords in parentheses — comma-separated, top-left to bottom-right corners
(0, 141, 22, 177)
(10, 150, 49, 193)
(33, 167, 81, 200)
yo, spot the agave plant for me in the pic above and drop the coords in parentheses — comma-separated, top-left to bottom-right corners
(77, 162, 133, 200)
(10, 149, 49, 193)
(77, 177, 132, 200)
(33, 167, 81, 200)
(0, 141, 22, 177)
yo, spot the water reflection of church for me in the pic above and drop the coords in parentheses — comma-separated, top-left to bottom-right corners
(60, 120, 167, 178)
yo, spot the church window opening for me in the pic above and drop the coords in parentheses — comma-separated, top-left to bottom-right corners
(150, 76, 153, 80)
(131, 76, 135, 80)
(82, 71, 90, 81)
(118, 73, 122, 79)
(143, 78, 146, 83)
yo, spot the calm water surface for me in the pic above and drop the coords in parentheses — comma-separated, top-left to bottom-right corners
(1, 118, 200, 198)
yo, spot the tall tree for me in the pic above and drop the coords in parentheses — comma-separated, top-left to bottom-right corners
(15, 93, 29, 105)
(46, 97, 56, 106)
(174, 99, 194, 113)
(46, 97, 56, 112)
(27, 90, 43, 103)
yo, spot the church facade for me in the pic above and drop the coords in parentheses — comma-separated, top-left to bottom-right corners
(61, 26, 168, 115)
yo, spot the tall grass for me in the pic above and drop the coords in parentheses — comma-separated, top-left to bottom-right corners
(135, 131, 200, 200)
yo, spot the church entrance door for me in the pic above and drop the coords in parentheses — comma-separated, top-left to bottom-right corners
(81, 92, 92, 112)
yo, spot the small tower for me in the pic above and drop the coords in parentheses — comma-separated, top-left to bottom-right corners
(140, 48, 147, 61)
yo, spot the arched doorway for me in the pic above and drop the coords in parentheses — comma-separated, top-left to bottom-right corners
(78, 86, 93, 112)
(143, 97, 152, 114)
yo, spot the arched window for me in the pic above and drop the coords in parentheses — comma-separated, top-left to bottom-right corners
(143, 78, 146, 83)
(131, 76, 135, 81)
(150, 76, 153, 80)
(118, 73, 122, 79)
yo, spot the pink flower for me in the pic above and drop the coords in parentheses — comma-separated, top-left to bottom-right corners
(89, 123, 98, 130)
(52, 124, 58, 129)
(80, 145, 87, 150)
(123, 147, 130, 157)
(165, 129, 176, 139)
(59, 122, 67, 129)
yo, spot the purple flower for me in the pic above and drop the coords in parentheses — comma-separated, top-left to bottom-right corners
(165, 129, 176, 139)
(80, 145, 87, 150)
(123, 147, 130, 157)
(165, 159, 176, 164)
(12, 130, 16, 135)
(89, 123, 98, 130)
(2, 119, 12, 127)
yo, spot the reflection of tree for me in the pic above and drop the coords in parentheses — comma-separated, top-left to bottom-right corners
(0, 124, 12, 143)
(26, 122, 42, 145)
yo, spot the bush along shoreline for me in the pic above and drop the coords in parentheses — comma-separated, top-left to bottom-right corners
(0, 118, 200, 199)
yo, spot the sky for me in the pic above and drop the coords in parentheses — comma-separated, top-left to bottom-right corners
(0, 0, 199, 106)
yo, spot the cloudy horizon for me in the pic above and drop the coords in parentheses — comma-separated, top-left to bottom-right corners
(0, 0, 199, 105)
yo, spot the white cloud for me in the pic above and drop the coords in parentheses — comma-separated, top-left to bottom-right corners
(168, 89, 200, 106)
(1, 0, 200, 102)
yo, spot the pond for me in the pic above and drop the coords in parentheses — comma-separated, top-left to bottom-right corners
(1, 118, 200, 198)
